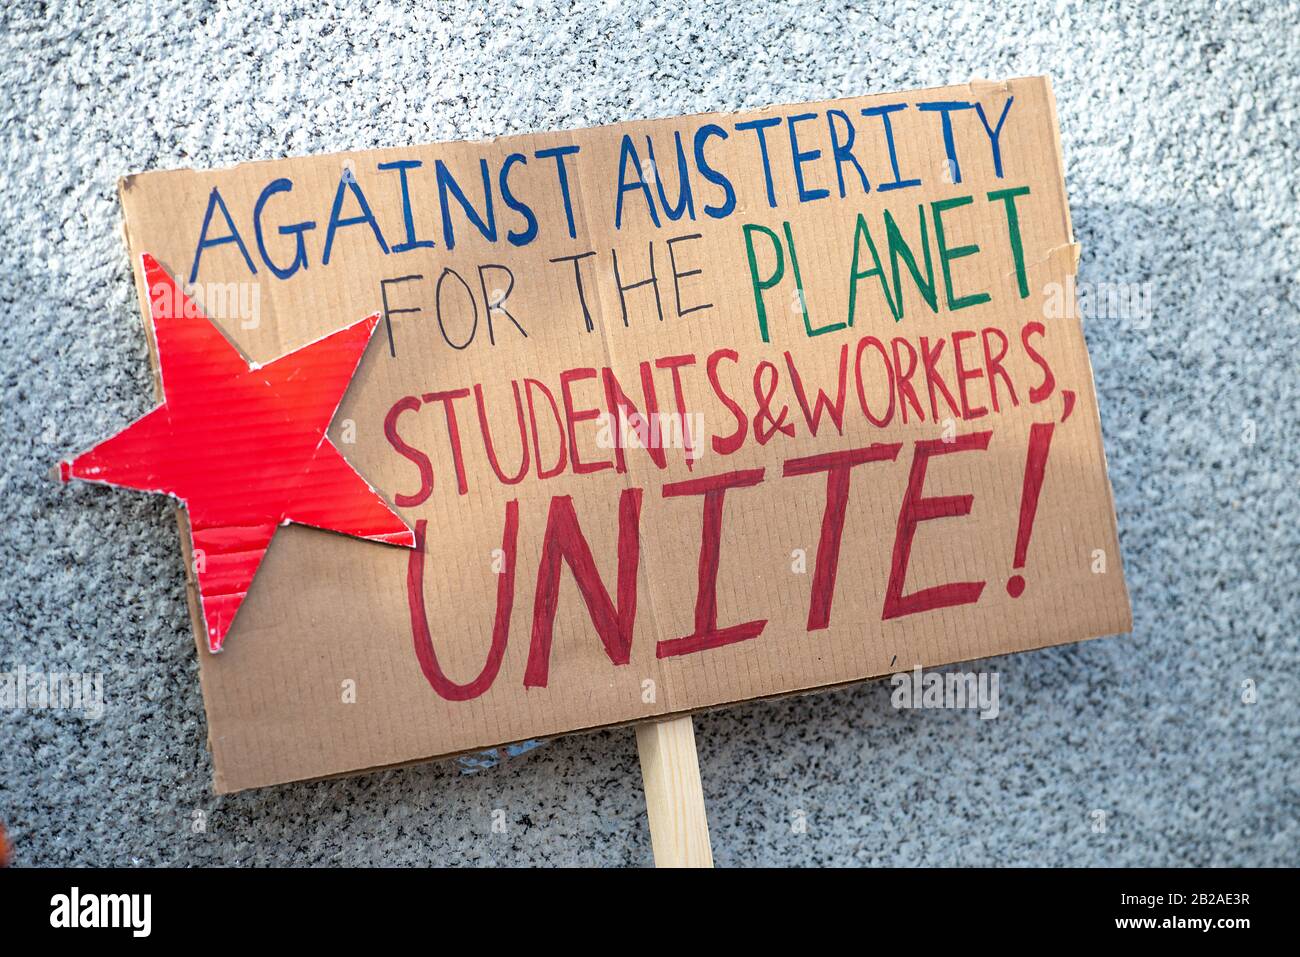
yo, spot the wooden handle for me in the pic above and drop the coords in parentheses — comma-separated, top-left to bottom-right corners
(635, 715, 714, 867)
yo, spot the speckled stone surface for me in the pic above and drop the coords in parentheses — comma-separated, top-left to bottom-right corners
(1, 0, 1295, 866)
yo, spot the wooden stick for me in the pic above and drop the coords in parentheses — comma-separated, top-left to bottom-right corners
(635, 715, 714, 867)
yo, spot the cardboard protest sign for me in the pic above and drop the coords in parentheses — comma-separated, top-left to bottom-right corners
(109, 75, 1129, 793)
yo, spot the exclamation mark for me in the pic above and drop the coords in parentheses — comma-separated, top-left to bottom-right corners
(1006, 422, 1055, 598)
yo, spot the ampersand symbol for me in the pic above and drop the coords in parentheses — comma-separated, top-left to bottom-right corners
(752, 360, 794, 444)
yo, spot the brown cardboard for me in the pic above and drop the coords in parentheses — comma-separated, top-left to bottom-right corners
(115, 76, 1131, 793)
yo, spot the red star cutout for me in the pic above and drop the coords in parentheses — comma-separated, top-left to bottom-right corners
(60, 253, 414, 652)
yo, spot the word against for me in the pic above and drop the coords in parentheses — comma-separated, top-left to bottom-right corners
(890, 665, 1000, 719)
(49, 887, 151, 938)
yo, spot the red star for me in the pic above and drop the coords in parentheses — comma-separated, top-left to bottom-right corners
(60, 253, 414, 652)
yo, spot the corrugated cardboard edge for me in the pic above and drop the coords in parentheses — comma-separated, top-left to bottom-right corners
(118, 199, 223, 768)
(1038, 76, 1133, 634)
(219, 636, 1110, 794)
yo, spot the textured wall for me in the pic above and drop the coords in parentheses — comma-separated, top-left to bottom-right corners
(0, 0, 1295, 866)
